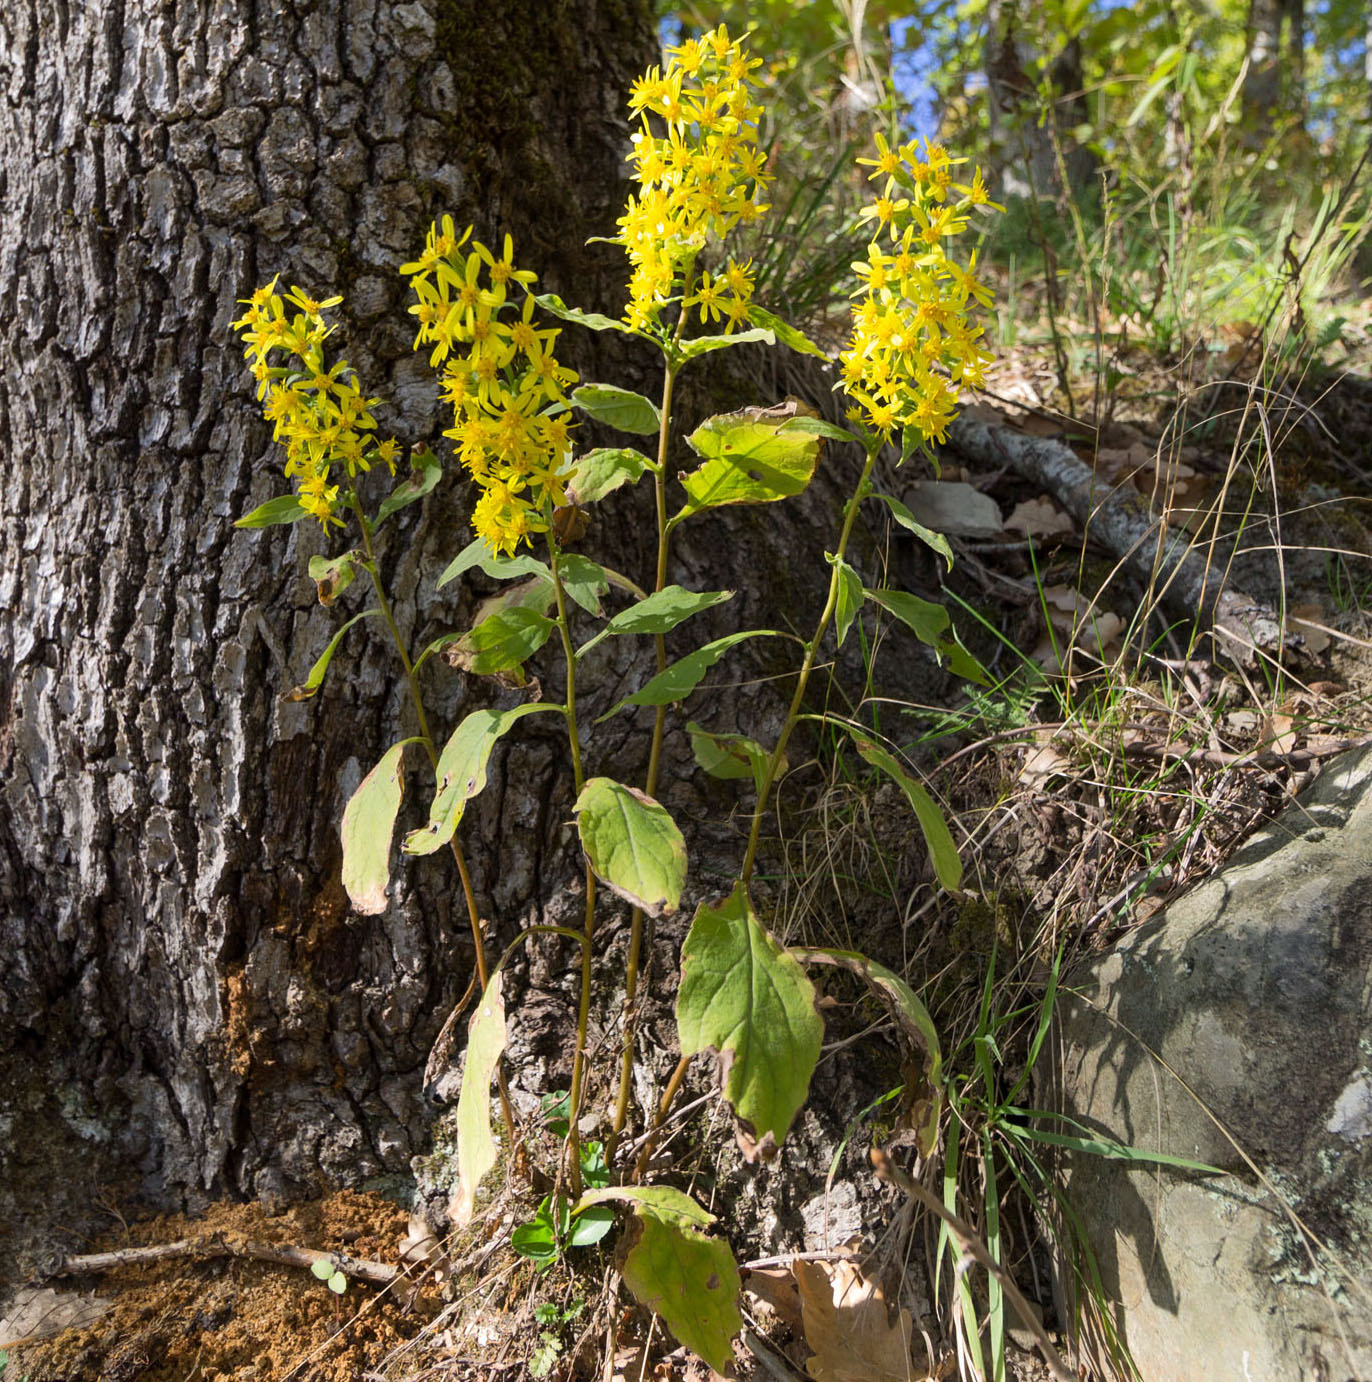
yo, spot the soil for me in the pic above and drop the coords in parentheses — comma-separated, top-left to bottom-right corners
(1, 1191, 437, 1382)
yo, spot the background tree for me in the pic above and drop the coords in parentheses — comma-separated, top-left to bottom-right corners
(0, 0, 659, 1214)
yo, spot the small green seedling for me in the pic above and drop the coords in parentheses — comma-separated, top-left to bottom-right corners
(310, 1256, 348, 1295)
(529, 1299, 586, 1378)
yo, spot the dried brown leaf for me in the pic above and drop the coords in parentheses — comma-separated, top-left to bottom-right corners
(1005, 496, 1074, 537)
(794, 1259, 926, 1382)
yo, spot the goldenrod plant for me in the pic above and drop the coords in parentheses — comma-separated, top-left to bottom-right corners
(231, 25, 1000, 1371)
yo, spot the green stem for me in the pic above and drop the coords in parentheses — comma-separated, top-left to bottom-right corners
(739, 445, 880, 886)
(355, 501, 514, 1140)
(608, 269, 696, 1166)
(549, 538, 596, 1197)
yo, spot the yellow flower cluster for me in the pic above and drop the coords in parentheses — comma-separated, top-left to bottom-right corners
(840, 134, 1002, 445)
(617, 25, 770, 333)
(402, 218, 577, 556)
(232, 281, 396, 527)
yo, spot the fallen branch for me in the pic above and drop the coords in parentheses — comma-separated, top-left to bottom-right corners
(948, 411, 1284, 660)
(48, 1234, 400, 1288)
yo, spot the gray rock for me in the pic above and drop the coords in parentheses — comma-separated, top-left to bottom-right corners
(1052, 744, 1372, 1381)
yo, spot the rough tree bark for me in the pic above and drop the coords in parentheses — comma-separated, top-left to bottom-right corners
(0, 0, 944, 1234)
(1242, 0, 1306, 137)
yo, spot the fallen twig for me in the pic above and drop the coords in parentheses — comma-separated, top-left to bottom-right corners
(49, 1234, 400, 1288)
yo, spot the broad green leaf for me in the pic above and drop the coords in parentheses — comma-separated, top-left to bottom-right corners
(404, 704, 556, 855)
(574, 1185, 716, 1228)
(850, 733, 962, 891)
(340, 738, 415, 914)
(375, 447, 441, 525)
(283, 608, 382, 702)
(533, 291, 631, 334)
(687, 722, 775, 798)
(310, 1258, 334, 1281)
(677, 325, 774, 360)
(573, 778, 686, 917)
(235, 493, 306, 528)
(577, 586, 732, 659)
(327, 1272, 347, 1295)
(567, 1204, 615, 1247)
(566, 447, 651, 505)
(869, 490, 954, 569)
(308, 551, 358, 606)
(676, 882, 822, 1159)
(451, 970, 507, 1226)
(746, 303, 829, 359)
(447, 605, 554, 677)
(571, 383, 661, 436)
(615, 1199, 741, 1374)
(437, 536, 549, 590)
(781, 415, 862, 444)
(793, 945, 943, 1156)
(830, 555, 864, 650)
(599, 631, 779, 721)
(865, 588, 989, 686)
(556, 553, 610, 617)
(676, 407, 822, 517)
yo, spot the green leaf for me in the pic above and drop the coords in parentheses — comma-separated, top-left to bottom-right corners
(746, 303, 829, 359)
(781, 415, 862, 444)
(340, 739, 417, 915)
(567, 1203, 615, 1248)
(533, 291, 631, 334)
(328, 1271, 347, 1295)
(578, 1189, 740, 1374)
(512, 1209, 560, 1266)
(574, 1185, 716, 1229)
(235, 493, 307, 528)
(577, 586, 732, 659)
(675, 406, 822, 518)
(308, 551, 358, 606)
(865, 588, 989, 686)
(451, 970, 508, 1226)
(556, 553, 610, 617)
(310, 1257, 335, 1281)
(573, 778, 686, 918)
(830, 556, 864, 650)
(676, 882, 823, 1159)
(793, 945, 943, 1156)
(447, 605, 554, 677)
(869, 490, 954, 569)
(850, 733, 962, 891)
(687, 722, 775, 798)
(1001, 1122, 1224, 1173)
(677, 325, 775, 360)
(571, 383, 661, 436)
(283, 608, 382, 702)
(565, 447, 651, 505)
(598, 631, 779, 721)
(437, 536, 549, 590)
(375, 447, 441, 525)
(404, 704, 557, 856)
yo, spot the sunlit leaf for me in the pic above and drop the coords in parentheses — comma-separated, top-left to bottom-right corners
(830, 555, 864, 650)
(850, 733, 962, 891)
(676, 883, 822, 1159)
(308, 551, 358, 606)
(437, 536, 549, 590)
(577, 586, 732, 659)
(572, 383, 661, 436)
(404, 704, 557, 856)
(375, 447, 441, 525)
(865, 587, 988, 685)
(574, 778, 686, 917)
(447, 605, 554, 677)
(282, 608, 382, 702)
(235, 493, 307, 528)
(451, 971, 507, 1226)
(565, 447, 651, 505)
(687, 721, 775, 797)
(868, 490, 954, 568)
(675, 404, 823, 517)
(746, 303, 830, 359)
(340, 739, 417, 914)
(533, 291, 632, 334)
(556, 553, 610, 617)
(599, 630, 779, 721)
(678, 325, 775, 360)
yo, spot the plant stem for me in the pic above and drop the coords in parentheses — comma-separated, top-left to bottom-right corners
(355, 504, 514, 1140)
(607, 275, 696, 1168)
(740, 444, 879, 885)
(549, 538, 596, 1197)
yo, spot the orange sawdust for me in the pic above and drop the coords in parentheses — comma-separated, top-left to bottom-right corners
(9, 1189, 438, 1382)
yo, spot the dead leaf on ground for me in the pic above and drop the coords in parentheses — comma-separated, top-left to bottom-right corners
(793, 1258, 928, 1382)
(743, 1266, 805, 1334)
(1288, 603, 1332, 655)
(1005, 496, 1074, 537)
(1261, 711, 1298, 757)
(1021, 728, 1073, 787)
(0, 1286, 112, 1349)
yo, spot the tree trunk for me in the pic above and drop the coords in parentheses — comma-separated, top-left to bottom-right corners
(0, 0, 947, 1241)
(1242, 0, 1305, 137)
(0, 0, 658, 1217)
